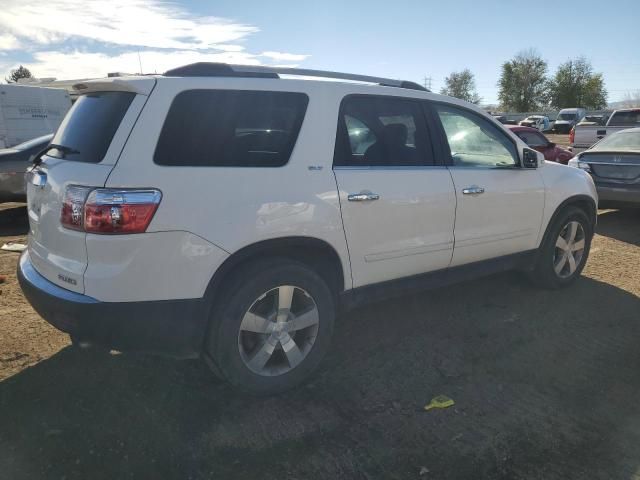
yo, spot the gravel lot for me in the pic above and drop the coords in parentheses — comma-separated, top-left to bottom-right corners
(1, 195, 639, 479)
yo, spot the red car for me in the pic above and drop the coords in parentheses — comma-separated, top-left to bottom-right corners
(506, 125, 574, 164)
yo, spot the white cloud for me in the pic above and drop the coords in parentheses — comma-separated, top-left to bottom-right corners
(0, 0, 258, 50)
(0, 1, 310, 81)
(261, 51, 309, 62)
(0, 34, 21, 50)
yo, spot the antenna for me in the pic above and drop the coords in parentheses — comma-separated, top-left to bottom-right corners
(137, 51, 143, 74)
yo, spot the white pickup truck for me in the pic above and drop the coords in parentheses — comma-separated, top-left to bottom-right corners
(571, 108, 640, 152)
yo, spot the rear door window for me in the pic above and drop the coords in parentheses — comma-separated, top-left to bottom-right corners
(50, 92, 135, 163)
(154, 90, 308, 167)
(334, 96, 435, 167)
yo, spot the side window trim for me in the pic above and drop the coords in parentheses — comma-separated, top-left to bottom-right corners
(427, 100, 521, 168)
(420, 101, 451, 167)
(332, 93, 438, 168)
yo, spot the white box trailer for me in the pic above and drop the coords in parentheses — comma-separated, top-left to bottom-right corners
(0, 84, 72, 148)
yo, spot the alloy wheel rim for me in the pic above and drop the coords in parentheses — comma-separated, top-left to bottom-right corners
(553, 221, 586, 279)
(238, 285, 319, 376)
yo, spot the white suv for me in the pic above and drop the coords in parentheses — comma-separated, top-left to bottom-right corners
(18, 63, 597, 393)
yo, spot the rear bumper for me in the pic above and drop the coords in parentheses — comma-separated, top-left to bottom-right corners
(17, 251, 208, 358)
(596, 183, 640, 209)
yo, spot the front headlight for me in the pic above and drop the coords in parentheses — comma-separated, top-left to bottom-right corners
(568, 158, 591, 173)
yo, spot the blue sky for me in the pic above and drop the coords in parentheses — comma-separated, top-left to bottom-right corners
(1, 0, 639, 104)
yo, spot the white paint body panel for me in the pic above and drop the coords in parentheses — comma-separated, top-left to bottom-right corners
(334, 167, 455, 287)
(26, 74, 597, 304)
(448, 168, 545, 266)
(26, 92, 152, 294)
(106, 78, 352, 298)
(84, 231, 228, 302)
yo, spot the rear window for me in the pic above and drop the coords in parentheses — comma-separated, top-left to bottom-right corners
(609, 111, 640, 126)
(557, 113, 577, 121)
(154, 90, 308, 167)
(50, 92, 135, 163)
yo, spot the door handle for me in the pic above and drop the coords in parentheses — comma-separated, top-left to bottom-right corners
(348, 192, 380, 202)
(462, 186, 484, 195)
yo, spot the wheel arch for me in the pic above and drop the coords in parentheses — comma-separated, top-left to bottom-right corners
(539, 194, 597, 249)
(203, 236, 347, 308)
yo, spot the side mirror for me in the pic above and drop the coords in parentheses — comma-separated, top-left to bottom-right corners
(522, 148, 539, 168)
(547, 142, 556, 148)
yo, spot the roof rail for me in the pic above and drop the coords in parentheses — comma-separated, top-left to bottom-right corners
(163, 63, 429, 92)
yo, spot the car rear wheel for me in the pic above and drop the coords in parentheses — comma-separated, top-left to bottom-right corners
(205, 259, 335, 394)
(528, 206, 593, 289)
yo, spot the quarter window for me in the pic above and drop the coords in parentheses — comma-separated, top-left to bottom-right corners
(435, 104, 518, 167)
(335, 96, 434, 167)
(154, 90, 308, 167)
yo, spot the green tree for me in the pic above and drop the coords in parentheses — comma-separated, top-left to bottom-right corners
(546, 57, 607, 109)
(5, 65, 33, 83)
(440, 69, 481, 104)
(497, 49, 548, 111)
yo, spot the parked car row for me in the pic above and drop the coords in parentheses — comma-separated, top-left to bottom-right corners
(571, 108, 640, 152)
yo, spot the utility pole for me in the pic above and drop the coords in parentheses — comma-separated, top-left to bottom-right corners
(423, 76, 432, 90)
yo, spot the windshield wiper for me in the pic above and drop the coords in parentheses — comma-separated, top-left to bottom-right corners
(32, 144, 80, 166)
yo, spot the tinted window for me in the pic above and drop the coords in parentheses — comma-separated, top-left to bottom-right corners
(50, 92, 135, 163)
(335, 96, 434, 167)
(435, 104, 518, 167)
(516, 131, 548, 148)
(155, 90, 308, 167)
(557, 113, 577, 121)
(609, 111, 640, 126)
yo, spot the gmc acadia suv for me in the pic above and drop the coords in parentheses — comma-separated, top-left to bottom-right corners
(18, 63, 598, 393)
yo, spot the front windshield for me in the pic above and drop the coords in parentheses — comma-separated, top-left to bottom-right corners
(557, 113, 577, 121)
(593, 131, 640, 151)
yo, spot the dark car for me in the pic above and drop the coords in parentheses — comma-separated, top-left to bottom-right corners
(0, 134, 53, 203)
(506, 125, 574, 164)
(569, 127, 640, 209)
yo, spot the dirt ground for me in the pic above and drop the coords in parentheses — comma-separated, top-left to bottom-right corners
(1, 194, 640, 480)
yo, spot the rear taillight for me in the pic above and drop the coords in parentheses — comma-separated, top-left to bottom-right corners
(61, 186, 92, 231)
(61, 187, 161, 234)
(569, 127, 575, 144)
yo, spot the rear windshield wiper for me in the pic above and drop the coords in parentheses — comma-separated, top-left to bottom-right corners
(32, 144, 80, 166)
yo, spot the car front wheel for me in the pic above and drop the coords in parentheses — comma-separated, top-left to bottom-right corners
(528, 206, 593, 289)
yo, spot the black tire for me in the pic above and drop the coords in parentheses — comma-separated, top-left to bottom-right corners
(204, 258, 335, 395)
(528, 206, 593, 289)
